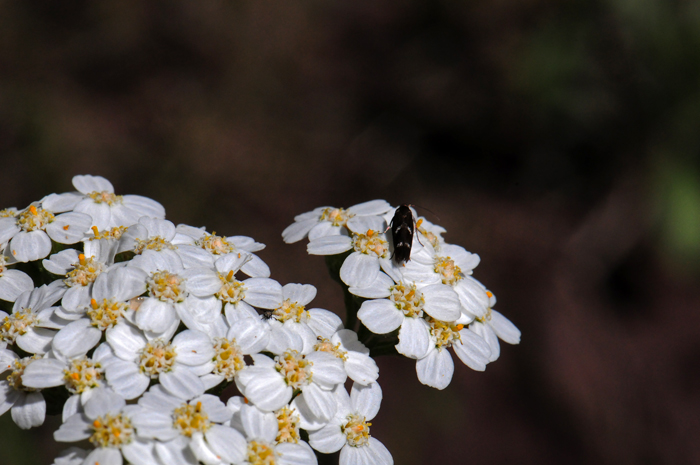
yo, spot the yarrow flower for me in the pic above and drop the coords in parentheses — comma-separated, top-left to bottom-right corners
(0, 179, 519, 465)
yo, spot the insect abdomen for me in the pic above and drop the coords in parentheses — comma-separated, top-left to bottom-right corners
(391, 204, 414, 264)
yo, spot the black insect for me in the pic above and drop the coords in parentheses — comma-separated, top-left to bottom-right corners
(389, 204, 417, 264)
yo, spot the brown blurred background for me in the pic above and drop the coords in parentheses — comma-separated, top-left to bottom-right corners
(1, 1, 700, 464)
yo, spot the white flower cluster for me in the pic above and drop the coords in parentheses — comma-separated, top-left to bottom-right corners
(283, 201, 521, 390)
(0, 176, 394, 465)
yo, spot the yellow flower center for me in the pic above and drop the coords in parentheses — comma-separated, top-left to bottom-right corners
(147, 270, 187, 303)
(17, 205, 54, 232)
(434, 257, 462, 286)
(274, 350, 312, 389)
(212, 337, 245, 380)
(197, 233, 235, 255)
(0, 208, 17, 218)
(272, 299, 307, 324)
(90, 413, 134, 448)
(389, 283, 424, 318)
(342, 414, 372, 447)
(247, 440, 278, 465)
(216, 270, 246, 304)
(416, 219, 441, 250)
(6, 355, 41, 392)
(319, 207, 354, 227)
(133, 236, 177, 254)
(89, 225, 127, 240)
(275, 407, 300, 444)
(313, 337, 347, 361)
(353, 229, 389, 258)
(64, 254, 104, 288)
(172, 401, 211, 437)
(87, 298, 128, 330)
(426, 317, 464, 349)
(63, 357, 103, 394)
(138, 339, 177, 378)
(87, 191, 122, 206)
(0, 308, 38, 344)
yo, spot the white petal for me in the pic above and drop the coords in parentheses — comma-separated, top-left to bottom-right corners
(307, 236, 352, 255)
(134, 298, 177, 333)
(0, 269, 34, 302)
(344, 352, 379, 386)
(0, 380, 22, 416)
(21, 358, 65, 388)
(107, 321, 147, 360)
(340, 253, 380, 288)
(306, 308, 343, 339)
(298, 383, 337, 422)
(420, 284, 461, 321)
(42, 248, 80, 275)
(308, 222, 342, 241)
(308, 421, 346, 453)
(452, 329, 490, 372)
(189, 432, 223, 465)
(470, 321, 500, 362)
(155, 437, 198, 465)
(0, 217, 20, 244)
(243, 278, 283, 309)
(173, 330, 215, 366)
(72, 175, 114, 194)
(10, 231, 51, 262)
(54, 413, 92, 441)
(347, 199, 392, 216)
(159, 368, 205, 400)
(84, 387, 126, 419)
(416, 348, 454, 390)
(351, 382, 382, 421)
(46, 212, 93, 244)
(11, 391, 45, 429)
(240, 254, 271, 278)
(357, 299, 403, 334)
(282, 283, 317, 306)
(489, 310, 521, 344)
(277, 442, 318, 465)
(52, 319, 102, 359)
(83, 448, 122, 465)
(395, 318, 431, 359)
(123, 195, 166, 219)
(282, 218, 318, 244)
(122, 438, 162, 465)
(348, 272, 393, 299)
(104, 360, 150, 399)
(306, 352, 347, 388)
(240, 403, 278, 442)
(181, 268, 221, 296)
(237, 367, 291, 411)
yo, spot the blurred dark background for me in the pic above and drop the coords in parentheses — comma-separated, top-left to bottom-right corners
(1, 1, 700, 464)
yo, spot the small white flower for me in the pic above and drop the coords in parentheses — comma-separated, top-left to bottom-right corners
(0, 352, 47, 429)
(53, 387, 160, 465)
(312, 330, 379, 386)
(356, 272, 461, 360)
(231, 402, 318, 465)
(282, 199, 392, 244)
(177, 224, 271, 278)
(51, 266, 148, 359)
(104, 326, 213, 400)
(126, 249, 220, 334)
(43, 242, 117, 312)
(130, 384, 247, 465)
(237, 350, 346, 422)
(400, 243, 487, 320)
(265, 283, 343, 355)
(71, 174, 166, 231)
(0, 203, 92, 262)
(308, 216, 391, 288)
(0, 284, 65, 354)
(308, 382, 393, 465)
(21, 344, 113, 421)
(415, 317, 491, 390)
